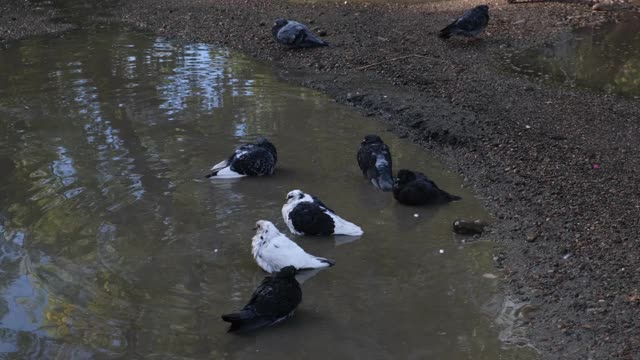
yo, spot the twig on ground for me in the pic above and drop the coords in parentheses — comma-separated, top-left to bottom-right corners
(356, 54, 444, 70)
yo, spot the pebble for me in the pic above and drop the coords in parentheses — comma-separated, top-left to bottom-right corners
(453, 219, 487, 235)
(413, 213, 419, 218)
(439, 249, 444, 254)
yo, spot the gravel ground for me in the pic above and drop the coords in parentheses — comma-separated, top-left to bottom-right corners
(5, 0, 640, 358)
(0, 0, 73, 43)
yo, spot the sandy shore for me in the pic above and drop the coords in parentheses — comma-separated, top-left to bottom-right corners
(4, 0, 640, 358)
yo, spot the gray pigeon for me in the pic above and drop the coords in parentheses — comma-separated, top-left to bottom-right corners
(439, 5, 489, 39)
(272, 18, 328, 48)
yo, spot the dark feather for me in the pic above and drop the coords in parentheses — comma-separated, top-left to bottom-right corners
(206, 138, 277, 178)
(357, 135, 394, 192)
(393, 169, 462, 206)
(273, 19, 328, 48)
(439, 5, 489, 39)
(222, 266, 301, 333)
(289, 202, 335, 236)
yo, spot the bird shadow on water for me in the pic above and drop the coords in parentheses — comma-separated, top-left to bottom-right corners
(333, 234, 362, 247)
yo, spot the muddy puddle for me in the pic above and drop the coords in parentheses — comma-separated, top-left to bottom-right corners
(0, 24, 536, 359)
(506, 14, 640, 97)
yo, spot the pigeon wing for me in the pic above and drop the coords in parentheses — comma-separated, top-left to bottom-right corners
(277, 23, 305, 45)
(230, 148, 275, 176)
(248, 276, 301, 318)
(456, 7, 489, 33)
(357, 144, 376, 175)
(290, 202, 335, 236)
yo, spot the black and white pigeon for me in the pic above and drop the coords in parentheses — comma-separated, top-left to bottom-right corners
(252, 220, 336, 273)
(282, 190, 363, 236)
(205, 137, 277, 178)
(393, 169, 462, 206)
(439, 5, 490, 40)
(272, 18, 328, 48)
(221, 266, 302, 333)
(357, 135, 394, 192)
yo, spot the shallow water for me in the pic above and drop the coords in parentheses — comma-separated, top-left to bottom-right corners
(0, 24, 535, 359)
(506, 14, 640, 97)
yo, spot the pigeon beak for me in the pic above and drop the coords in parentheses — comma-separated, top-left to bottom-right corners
(252, 226, 258, 230)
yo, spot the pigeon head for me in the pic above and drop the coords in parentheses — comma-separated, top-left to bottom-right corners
(272, 18, 289, 37)
(476, 5, 489, 13)
(255, 137, 277, 158)
(362, 134, 383, 145)
(276, 265, 298, 278)
(253, 220, 280, 240)
(395, 169, 417, 186)
(285, 189, 309, 204)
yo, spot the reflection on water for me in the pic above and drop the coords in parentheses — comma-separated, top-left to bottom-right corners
(0, 25, 534, 359)
(506, 15, 640, 97)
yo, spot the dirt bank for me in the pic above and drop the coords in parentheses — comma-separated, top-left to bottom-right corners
(112, 0, 640, 358)
(0, 0, 73, 43)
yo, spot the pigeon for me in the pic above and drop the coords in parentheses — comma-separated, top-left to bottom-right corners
(357, 135, 394, 192)
(393, 169, 462, 206)
(439, 5, 490, 40)
(282, 190, 363, 236)
(205, 137, 277, 178)
(252, 220, 336, 273)
(221, 266, 302, 333)
(272, 18, 328, 48)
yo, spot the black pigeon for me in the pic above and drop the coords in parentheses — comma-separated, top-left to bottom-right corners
(205, 137, 277, 178)
(439, 5, 489, 39)
(393, 169, 462, 206)
(221, 266, 302, 333)
(357, 135, 394, 192)
(272, 18, 328, 48)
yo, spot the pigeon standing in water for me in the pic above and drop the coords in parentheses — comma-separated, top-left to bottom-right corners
(205, 137, 277, 178)
(393, 169, 462, 205)
(272, 18, 328, 48)
(357, 135, 394, 192)
(221, 266, 302, 333)
(439, 5, 490, 40)
(282, 190, 363, 236)
(251, 220, 336, 273)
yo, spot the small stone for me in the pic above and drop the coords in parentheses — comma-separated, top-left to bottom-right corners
(318, 30, 327, 37)
(453, 219, 487, 235)
(259, 21, 266, 26)
(482, 273, 498, 279)
(526, 233, 538, 242)
(439, 249, 444, 254)
(413, 213, 419, 218)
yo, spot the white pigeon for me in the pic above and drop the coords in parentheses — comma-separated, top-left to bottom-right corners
(281, 190, 364, 236)
(251, 220, 335, 273)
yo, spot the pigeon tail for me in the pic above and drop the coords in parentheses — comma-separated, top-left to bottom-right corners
(332, 217, 364, 236)
(205, 166, 244, 179)
(221, 310, 269, 333)
(373, 171, 394, 192)
(438, 23, 456, 39)
(302, 36, 329, 48)
(316, 257, 336, 267)
(442, 191, 462, 202)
